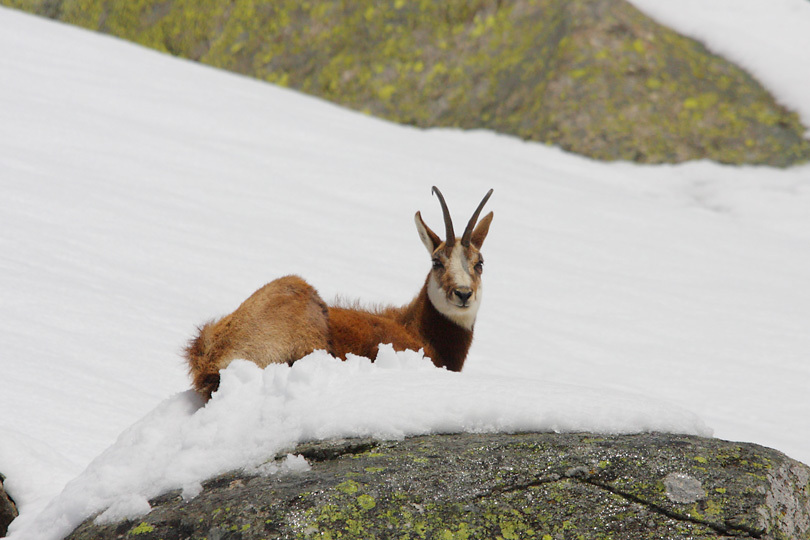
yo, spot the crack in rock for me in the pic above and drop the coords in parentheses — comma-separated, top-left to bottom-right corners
(579, 476, 764, 538)
(294, 438, 381, 462)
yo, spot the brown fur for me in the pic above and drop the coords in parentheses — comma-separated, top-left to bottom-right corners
(184, 275, 331, 398)
(184, 188, 493, 401)
(326, 277, 473, 370)
(186, 275, 475, 400)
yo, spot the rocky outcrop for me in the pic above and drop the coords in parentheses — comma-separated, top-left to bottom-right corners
(67, 432, 810, 539)
(4, 0, 810, 166)
(0, 473, 18, 538)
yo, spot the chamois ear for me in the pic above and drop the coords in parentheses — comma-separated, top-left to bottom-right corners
(415, 211, 441, 254)
(470, 211, 493, 249)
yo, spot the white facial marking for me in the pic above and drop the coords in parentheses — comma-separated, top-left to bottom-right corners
(427, 244, 482, 330)
(448, 244, 473, 290)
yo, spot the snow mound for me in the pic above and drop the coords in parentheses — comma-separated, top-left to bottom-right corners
(18, 346, 709, 540)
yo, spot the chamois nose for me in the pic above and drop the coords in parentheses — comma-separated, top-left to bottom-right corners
(454, 288, 473, 304)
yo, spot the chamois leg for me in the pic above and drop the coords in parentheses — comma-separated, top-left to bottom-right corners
(184, 275, 331, 400)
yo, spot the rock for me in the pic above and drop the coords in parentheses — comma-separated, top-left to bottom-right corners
(0, 472, 18, 538)
(5, 0, 810, 166)
(66, 432, 810, 539)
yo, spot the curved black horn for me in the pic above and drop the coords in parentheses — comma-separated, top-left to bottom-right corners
(461, 189, 494, 247)
(431, 186, 455, 247)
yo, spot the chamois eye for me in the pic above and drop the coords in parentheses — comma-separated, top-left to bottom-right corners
(474, 260, 484, 274)
(432, 258, 444, 270)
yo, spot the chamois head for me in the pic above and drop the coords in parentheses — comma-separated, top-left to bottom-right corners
(414, 186, 494, 330)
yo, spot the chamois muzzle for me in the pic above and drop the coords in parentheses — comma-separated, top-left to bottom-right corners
(453, 288, 474, 306)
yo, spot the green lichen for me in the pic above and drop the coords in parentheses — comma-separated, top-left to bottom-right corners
(295, 468, 722, 540)
(335, 479, 360, 494)
(128, 522, 155, 535)
(356, 493, 376, 511)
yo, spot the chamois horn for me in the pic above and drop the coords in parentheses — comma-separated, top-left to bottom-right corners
(432, 186, 455, 247)
(461, 189, 494, 247)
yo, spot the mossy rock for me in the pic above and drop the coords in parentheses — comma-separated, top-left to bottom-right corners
(66, 432, 810, 539)
(7, 0, 810, 165)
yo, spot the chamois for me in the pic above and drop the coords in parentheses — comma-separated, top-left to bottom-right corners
(184, 187, 494, 400)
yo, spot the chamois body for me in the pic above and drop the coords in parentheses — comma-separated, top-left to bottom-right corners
(185, 187, 493, 400)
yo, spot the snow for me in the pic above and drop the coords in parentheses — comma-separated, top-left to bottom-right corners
(1, 4, 809, 539)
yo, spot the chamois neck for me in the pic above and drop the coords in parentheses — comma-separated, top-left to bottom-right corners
(403, 277, 474, 371)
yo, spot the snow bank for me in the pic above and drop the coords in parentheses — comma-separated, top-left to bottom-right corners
(17, 346, 709, 540)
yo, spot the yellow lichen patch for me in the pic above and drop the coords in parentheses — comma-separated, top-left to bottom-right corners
(129, 522, 155, 535)
(336, 480, 360, 494)
(356, 493, 376, 510)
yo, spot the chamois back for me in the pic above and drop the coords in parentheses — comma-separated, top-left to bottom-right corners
(185, 275, 330, 398)
(326, 305, 426, 362)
